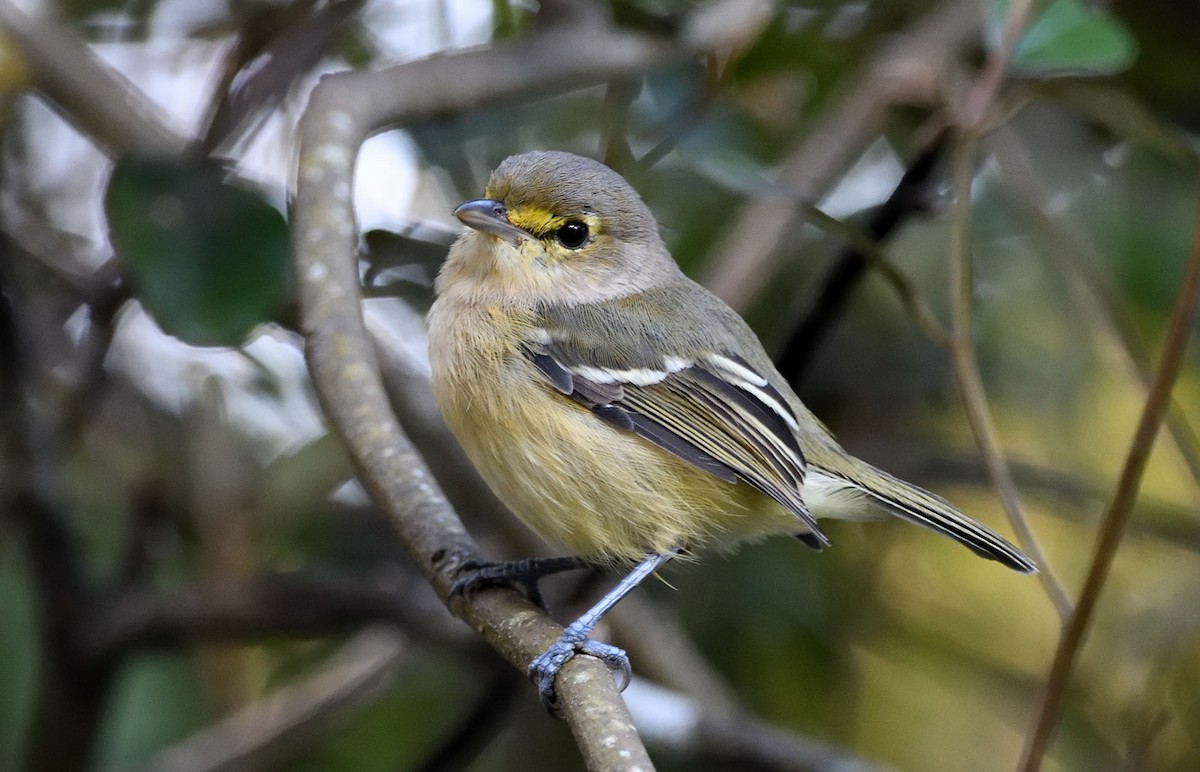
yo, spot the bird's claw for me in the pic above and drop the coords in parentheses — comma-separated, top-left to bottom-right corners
(449, 560, 554, 608)
(449, 556, 591, 609)
(530, 636, 631, 712)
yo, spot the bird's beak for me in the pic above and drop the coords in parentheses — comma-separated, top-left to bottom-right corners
(453, 199, 531, 246)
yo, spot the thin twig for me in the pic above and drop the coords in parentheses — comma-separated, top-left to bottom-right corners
(0, 0, 188, 155)
(200, 0, 363, 154)
(949, 0, 1071, 617)
(949, 135, 1073, 618)
(775, 130, 952, 383)
(143, 628, 408, 772)
(1019, 180, 1200, 772)
(701, 0, 986, 309)
(960, 0, 1031, 127)
(990, 128, 1200, 494)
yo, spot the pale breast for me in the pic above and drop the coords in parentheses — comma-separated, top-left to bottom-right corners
(427, 298, 802, 561)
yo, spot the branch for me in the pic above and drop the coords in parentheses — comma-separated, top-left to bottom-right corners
(948, 136, 1072, 617)
(199, 0, 363, 153)
(774, 129, 951, 383)
(143, 628, 408, 772)
(947, 0, 1071, 618)
(989, 127, 1200, 494)
(700, 0, 986, 309)
(0, 1, 188, 155)
(1020, 175, 1200, 772)
(624, 680, 887, 772)
(83, 570, 475, 666)
(292, 4, 771, 767)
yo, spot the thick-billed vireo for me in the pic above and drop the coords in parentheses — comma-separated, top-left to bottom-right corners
(427, 150, 1036, 708)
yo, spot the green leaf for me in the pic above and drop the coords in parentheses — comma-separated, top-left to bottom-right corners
(105, 155, 290, 347)
(990, 0, 1137, 76)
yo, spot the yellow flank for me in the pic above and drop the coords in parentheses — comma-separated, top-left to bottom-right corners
(427, 301, 797, 564)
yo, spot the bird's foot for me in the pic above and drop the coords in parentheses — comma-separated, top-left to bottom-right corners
(530, 630, 631, 712)
(449, 556, 591, 608)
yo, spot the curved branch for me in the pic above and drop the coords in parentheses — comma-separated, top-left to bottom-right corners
(291, 4, 771, 767)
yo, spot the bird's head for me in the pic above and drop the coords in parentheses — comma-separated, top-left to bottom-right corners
(440, 151, 677, 304)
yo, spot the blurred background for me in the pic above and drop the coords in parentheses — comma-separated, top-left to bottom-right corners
(1, 0, 1198, 770)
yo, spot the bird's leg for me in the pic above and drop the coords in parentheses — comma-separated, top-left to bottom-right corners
(450, 555, 593, 608)
(530, 551, 675, 711)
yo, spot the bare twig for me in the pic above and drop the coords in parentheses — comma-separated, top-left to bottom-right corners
(200, 0, 364, 154)
(990, 128, 1200, 494)
(292, 4, 772, 768)
(1019, 180, 1200, 772)
(960, 0, 1031, 127)
(624, 679, 885, 772)
(84, 570, 475, 666)
(0, 0, 188, 155)
(949, 135, 1072, 618)
(701, 0, 986, 309)
(775, 130, 951, 383)
(143, 628, 408, 772)
(948, 0, 1070, 617)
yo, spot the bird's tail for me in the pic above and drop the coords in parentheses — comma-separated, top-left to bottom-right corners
(848, 466, 1037, 573)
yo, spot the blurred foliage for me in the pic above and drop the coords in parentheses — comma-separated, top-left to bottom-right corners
(105, 155, 290, 347)
(1, 1, 1199, 771)
(993, 0, 1137, 75)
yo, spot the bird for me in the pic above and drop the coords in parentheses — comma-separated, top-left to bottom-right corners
(426, 150, 1036, 707)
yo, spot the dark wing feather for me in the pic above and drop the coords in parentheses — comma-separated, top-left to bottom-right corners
(592, 402, 738, 483)
(522, 343, 825, 543)
(623, 372, 820, 538)
(527, 349, 574, 395)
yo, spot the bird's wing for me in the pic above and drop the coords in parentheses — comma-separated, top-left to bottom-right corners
(523, 336, 826, 545)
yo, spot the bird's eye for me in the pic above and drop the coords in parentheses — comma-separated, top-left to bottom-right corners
(554, 221, 590, 249)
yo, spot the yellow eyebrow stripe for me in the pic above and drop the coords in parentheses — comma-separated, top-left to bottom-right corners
(505, 205, 560, 237)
